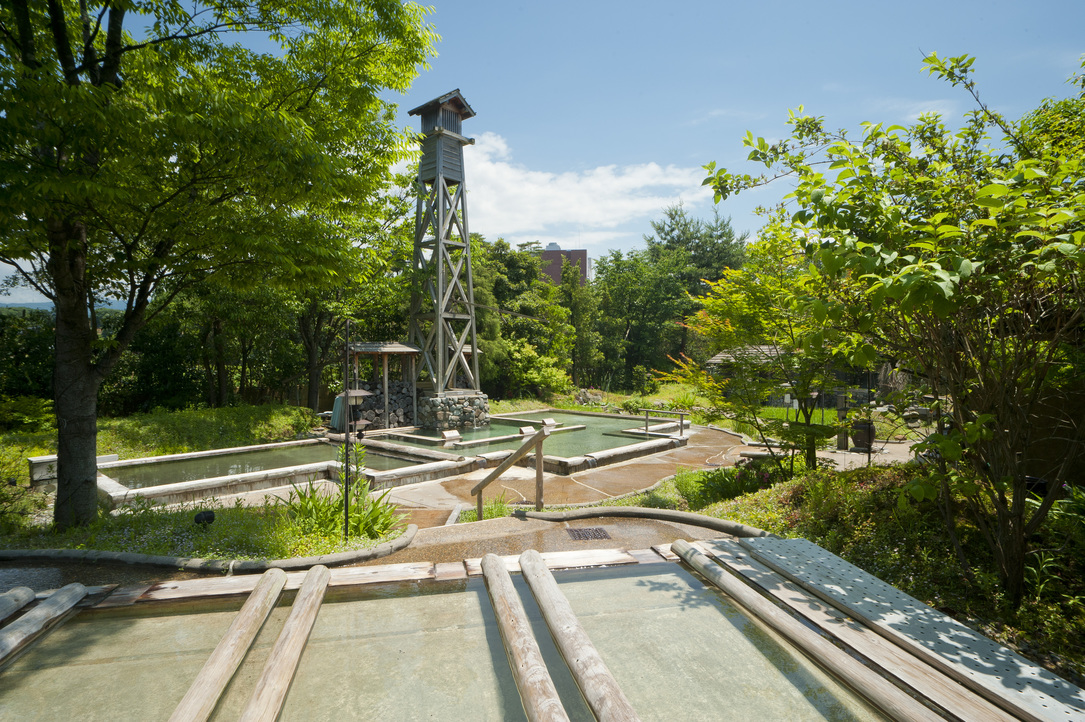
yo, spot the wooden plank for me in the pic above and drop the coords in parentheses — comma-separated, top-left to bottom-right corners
(481, 554, 570, 722)
(93, 583, 154, 609)
(0, 586, 35, 624)
(170, 569, 288, 722)
(626, 548, 666, 565)
(435, 562, 468, 581)
(326, 562, 435, 589)
(740, 536, 1085, 722)
(651, 543, 678, 561)
(141, 575, 265, 603)
(672, 540, 941, 722)
(133, 563, 432, 605)
(239, 565, 330, 722)
(0, 583, 87, 668)
(703, 539, 1015, 722)
(519, 550, 640, 722)
(465, 549, 639, 576)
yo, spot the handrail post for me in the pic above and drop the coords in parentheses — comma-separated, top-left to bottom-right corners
(471, 426, 552, 521)
(535, 437, 544, 511)
(644, 410, 649, 438)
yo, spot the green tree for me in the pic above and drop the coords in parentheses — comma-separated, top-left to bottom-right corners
(594, 246, 689, 387)
(703, 53, 1085, 605)
(471, 236, 572, 398)
(558, 256, 601, 387)
(669, 216, 838, 471)
(0, 0, 436, 528)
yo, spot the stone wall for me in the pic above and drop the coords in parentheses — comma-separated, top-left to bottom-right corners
(417, 393, 490, 431)
(352, 380, 414, 428)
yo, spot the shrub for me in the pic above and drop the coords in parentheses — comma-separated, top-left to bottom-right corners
(675, 466, 762, 510)
(0, 395, 54, 432)
(629, 365, 659, 396)
(283, 475, 405, 540)
(620, 396, 645, 415)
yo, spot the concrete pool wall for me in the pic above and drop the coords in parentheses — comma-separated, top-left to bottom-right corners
(61, 409, 690, 509)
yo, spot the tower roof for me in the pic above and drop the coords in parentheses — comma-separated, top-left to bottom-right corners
(408, 89, 476, 120)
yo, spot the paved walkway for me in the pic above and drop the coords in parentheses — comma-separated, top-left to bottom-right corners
(202, 425, 917, 526)
(385, 424, 745, 511)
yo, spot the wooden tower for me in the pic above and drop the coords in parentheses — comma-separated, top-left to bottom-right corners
(408, 89, 481, 396)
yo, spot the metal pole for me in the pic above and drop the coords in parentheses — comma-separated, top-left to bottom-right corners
(644, 410, 649, 439)
(344, 319, 350, 542)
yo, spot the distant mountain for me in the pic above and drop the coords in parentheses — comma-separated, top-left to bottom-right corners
(0, 302, 54, 311)
(0, 300, 128, 311)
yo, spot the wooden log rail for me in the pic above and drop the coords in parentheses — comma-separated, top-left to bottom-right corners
(470, 425, 551, 521)
(240, 565, 330, 722)
(170, 569, 288, 722)
(481, 554, 570, 722)
(670, 539, 942, 722)
(518, 550, 640, 722)
(0, 586, 35, 625)
(0, 583, 87, 671)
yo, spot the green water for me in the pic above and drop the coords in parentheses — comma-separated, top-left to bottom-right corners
(105, 445, 416, 489)
(394, 410, 659, 456)
(0, 565, 885, 720)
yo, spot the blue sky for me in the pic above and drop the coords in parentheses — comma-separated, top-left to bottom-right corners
(390, 0, 1084, 255)
(4, 0, 1083, 303)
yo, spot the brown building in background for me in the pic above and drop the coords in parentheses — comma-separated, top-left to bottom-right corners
(540, 243, 590, 285)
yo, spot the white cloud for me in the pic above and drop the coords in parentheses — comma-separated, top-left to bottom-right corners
(462, 132, 713, 251)
(871, 98, 961, 124)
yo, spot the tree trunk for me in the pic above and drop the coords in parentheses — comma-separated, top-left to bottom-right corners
(48, 219, 102, 529)
(306, 342, 322, 411)
(213, 318, 228, 407)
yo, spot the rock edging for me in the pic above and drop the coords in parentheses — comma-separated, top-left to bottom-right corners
(0, 524, 418, 574)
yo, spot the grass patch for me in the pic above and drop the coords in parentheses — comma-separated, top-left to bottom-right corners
(96, 404, 320, 458)
(457, 493, 511, 522)
(0, 491, 405, 560)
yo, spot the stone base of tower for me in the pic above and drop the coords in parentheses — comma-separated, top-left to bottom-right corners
(417, 393, 490, 431)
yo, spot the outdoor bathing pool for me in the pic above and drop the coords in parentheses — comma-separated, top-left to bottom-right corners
(0, 561, 884, 720)
(101, 441, 417, 490)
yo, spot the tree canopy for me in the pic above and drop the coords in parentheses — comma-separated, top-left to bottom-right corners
(702, 53, 1085, 605)
(0, 0, 436, 527)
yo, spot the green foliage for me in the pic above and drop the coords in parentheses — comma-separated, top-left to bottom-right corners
(701, 52, 1085, 606)
(95, 404, 319, 458)
(674, 466, 764, 509)
(629, 365, 659, 396)
(667, 217, 843, 470)
(620, 396, 645, 415)
(503, 339, 572, 399)
(457, 493, 511, 523)
(1, 0, 437, 528)
(472, 236, 574, 399)
(0, 308, 53, 398)
(0, 395, 54, 432)
(1, 494, 404, 560)
(283, 477, 404, 540)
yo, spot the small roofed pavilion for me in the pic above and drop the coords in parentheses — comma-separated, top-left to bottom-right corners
(346, 342, 422, 429)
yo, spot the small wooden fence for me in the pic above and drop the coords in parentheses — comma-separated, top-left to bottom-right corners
(470, 425, 552, 521)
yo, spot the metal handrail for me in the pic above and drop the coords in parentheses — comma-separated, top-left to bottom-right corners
(636, 408, 689, 438)
(470, 425, 552, 521)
